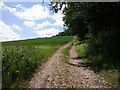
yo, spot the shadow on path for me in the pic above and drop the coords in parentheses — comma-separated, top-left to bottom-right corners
(65, 61, 91, 67)
(71, 56, 87, 60)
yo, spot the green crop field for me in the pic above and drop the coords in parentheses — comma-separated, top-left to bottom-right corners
(2, 36, 73, 88)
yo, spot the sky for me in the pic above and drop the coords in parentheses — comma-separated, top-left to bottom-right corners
(0, 1, 65, 42)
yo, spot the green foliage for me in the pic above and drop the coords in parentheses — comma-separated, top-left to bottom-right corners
(76, 43, 87, 57)
(99, 70, 118, 85)
(62, 2, 88, 40)
(75, 41, 119, 85)
(2, 46, 57, 88)
(87, 30, 120, 70)
(50, 2, 120, 39)
(62, 43, 72, 60)
(86, 30, 120, 84)
(56, 29, 73, 36)
(2, 36, 73, 88)
(75, 40, 89, 62)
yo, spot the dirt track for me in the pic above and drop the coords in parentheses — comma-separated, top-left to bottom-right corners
(27, 43, 71, 88)
(27, 43, 112, 88)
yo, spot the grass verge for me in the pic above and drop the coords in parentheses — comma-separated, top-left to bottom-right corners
(2, 46, 58, 88)
(62, 43, 73, 61)
(99, 70, 118, 86)
(75, 40, 118, 86)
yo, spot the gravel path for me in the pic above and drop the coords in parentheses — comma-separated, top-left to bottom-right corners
(27, 43, 71, 88)
(27, 43, 112, 88)
(65, 45, 111, 88)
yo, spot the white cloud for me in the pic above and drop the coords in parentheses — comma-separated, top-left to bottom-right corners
(33, 14, 64, 29)
(0, 1, 4, 9)
(1, 2, 64, 29)
(0, 2, 65, 40)
(5, 3, 50, 20)
(3, 3, 17, 13)
(33, 21, 52, 29)
(11, 24, 21, 31)
(24, 19, 64, 30)
(0, 21, 20, 42)
(1, 2, 50, 20)
(15, 4, 25, 10)
(0, 1, 16, 13)
(24, 21, 36, 27)
(61, 4, 66, 11)
(34, 28, 60, 37)
(52, 11, 64, 27)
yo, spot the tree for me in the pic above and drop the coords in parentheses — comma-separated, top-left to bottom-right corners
(50, 2, 120, 39)
(50, 2, 120, 70)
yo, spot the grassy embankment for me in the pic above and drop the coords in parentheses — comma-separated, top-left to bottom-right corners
(2, 36, 73, 88)
(75, 39, 118, 86)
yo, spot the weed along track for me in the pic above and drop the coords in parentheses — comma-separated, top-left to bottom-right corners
(27, 42, 112, 88)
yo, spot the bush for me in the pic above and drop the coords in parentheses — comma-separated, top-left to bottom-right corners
(87, 29, 120, 70)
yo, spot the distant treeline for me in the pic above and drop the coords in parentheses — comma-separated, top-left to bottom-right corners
(56, 29, 73, 36)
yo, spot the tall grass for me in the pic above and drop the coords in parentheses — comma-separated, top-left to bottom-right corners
(2, 36, 73, 88)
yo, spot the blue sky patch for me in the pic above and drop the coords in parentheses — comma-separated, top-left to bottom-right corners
(0, 1, 64, 41)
